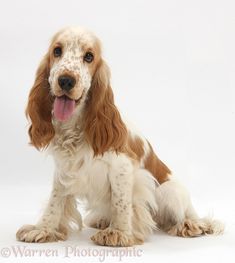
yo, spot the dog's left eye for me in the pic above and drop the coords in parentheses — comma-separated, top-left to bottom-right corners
(53, 47, 62, 57)
(84, 52, 94, 63)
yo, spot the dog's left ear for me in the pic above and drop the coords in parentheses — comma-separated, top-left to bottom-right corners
(84, 60, 128, 156)
(26, 53, 55, 150)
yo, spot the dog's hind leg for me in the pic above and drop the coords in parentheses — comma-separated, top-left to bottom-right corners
(154, 180, 224, 237)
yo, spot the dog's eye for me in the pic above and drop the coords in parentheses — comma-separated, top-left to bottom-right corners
(53, 47, 62, 57)
(84, 52, 94, 63)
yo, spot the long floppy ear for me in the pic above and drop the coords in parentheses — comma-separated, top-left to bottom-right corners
(84, 60, 128, 156)
(26, 53, 55, 150)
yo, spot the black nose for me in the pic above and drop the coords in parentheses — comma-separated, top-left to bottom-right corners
(58, 75, 76, 91)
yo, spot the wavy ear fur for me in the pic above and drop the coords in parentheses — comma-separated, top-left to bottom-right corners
(84, 60, 128, 156)
(26, 54, 55, 149)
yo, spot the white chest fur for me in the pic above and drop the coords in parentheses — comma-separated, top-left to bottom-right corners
(50, 129, 112, 209)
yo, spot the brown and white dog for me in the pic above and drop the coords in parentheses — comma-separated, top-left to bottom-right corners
(16, 27, 223, 246)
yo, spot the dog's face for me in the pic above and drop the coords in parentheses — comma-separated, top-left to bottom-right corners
(48, 27, 102, 121)
(26, 26, 126, 152)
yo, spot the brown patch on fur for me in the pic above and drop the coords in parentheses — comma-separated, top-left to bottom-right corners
(127, 135, 145, 161)
(26, 53, 55, 150)
(144, 142, 171, 184)
(84, 60, 128, 156)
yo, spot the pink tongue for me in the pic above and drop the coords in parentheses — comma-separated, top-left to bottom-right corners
(53, 96, 75, 121)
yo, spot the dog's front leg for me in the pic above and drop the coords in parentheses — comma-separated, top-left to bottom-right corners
(16, 175, 81, 243)
(91, 154, 135, 246)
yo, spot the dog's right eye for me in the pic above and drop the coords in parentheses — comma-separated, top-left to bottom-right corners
(53, 47, 62, 57)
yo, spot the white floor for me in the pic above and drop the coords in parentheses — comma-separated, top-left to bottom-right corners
(0, 184, 234, 263)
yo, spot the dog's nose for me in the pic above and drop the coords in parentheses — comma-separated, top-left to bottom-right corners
(58, 75, 76, 91)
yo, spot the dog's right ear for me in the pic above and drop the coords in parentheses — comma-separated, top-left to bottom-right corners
(26, 53, 55, 150)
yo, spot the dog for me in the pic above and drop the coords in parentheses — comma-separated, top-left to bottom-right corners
(16, 26, 223, 246)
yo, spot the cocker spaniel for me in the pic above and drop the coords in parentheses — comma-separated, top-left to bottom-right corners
(16, 27, 223, 246)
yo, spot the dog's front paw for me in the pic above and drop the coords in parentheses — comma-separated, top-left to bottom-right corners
(91, 228, 134, 247)
(16, 224, 67, 243)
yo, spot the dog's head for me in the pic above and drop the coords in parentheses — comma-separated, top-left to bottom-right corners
(26, 27, 127, 154)
(48, 27, 103, 121)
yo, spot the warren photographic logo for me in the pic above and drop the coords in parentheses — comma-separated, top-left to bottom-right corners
(1, 245, 143, 262)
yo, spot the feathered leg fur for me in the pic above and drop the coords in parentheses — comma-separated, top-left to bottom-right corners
(154, 180, 224, 237)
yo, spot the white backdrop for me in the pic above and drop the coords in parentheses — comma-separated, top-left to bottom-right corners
(0, 0, 234, 262)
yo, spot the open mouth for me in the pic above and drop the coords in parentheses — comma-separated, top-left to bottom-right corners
(53, 94, 83, 122)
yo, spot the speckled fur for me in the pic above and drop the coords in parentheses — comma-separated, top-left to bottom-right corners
(48, 28, 94, 101)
